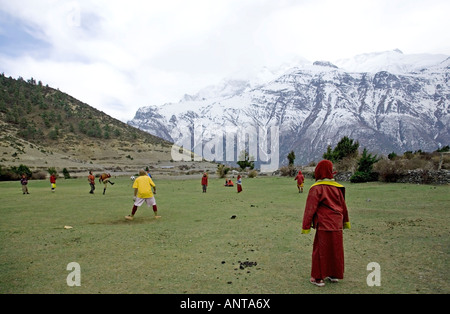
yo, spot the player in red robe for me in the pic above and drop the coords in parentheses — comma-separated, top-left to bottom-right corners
(294, 170, 305, 193)
(201, 173, 208, 193)
(301, 160, 351, 287)
(50, 173, 57, 192)
(236, 175, 242, 193)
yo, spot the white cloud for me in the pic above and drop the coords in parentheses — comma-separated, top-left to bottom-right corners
(0, 0, 449, 121)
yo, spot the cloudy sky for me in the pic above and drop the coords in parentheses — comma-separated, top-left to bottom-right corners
(1, 0, 449, 121)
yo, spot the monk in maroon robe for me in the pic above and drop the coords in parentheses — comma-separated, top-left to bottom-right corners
(301, 160, 351, 287)
(294, 170, 305, 193)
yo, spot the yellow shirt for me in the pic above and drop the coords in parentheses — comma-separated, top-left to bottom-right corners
(132, 175, 155, 198)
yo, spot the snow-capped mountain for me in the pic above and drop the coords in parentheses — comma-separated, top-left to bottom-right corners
(128, 50, 450, 167)
(334, 49, 448, 74)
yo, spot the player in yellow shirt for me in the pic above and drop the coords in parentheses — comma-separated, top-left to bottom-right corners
(125, 169, 160, 220)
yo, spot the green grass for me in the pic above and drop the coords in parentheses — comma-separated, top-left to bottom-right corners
(0, 176, 449, 294)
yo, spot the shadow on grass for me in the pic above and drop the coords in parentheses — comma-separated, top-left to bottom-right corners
(103, 216, 162, 225)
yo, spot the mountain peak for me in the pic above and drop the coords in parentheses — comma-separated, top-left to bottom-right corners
(334, 50, 448, 74)
(128, 51, 449, 166)
(313, 61, 339, 69)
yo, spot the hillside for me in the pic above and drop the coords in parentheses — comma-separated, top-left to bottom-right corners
(0, 74, 175, 175)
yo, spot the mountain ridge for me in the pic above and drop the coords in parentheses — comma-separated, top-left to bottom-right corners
(128, 50, 449, 166)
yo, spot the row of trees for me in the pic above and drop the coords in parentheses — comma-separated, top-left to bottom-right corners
(322, 136, 379, 183)
(286, 136, 378, 182)
(287, 136, 449, 183)
(0, 164, 71, 181)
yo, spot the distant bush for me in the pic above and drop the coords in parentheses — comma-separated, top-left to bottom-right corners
(248, 170, 258, 178)
(323, 136, 359, 163)
(0, 164, 32, 181)
(436, 145, 449, 153)
(374, 153, 440, 183)
(350, 171, 379, 183)
(378, 149, 449, 177)
(32, 171, 47, 180)
(334, 156, 357, 172)
(47, 167, 57, 175)
(62, 168, 71, 179)
(217, 164, 230, 178)
(287, 150, 295, 166)
(316, 138, 450, 183)
(0, 166, 19, 181)
(280, 165, 297, 177)
(388, 152, 398, 160)
(374, 159, 403, 182)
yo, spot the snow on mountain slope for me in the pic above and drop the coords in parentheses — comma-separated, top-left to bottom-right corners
(334, 49, 448, 74)
(129, 51, 450, 167)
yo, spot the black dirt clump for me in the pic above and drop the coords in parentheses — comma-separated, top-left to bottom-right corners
(239, 261, 257, 270)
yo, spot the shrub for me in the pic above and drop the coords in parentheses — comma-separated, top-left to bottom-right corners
(12, 164, 32, 178)
(237, 150, 255, 171)
(436, 145, 449, 153)
(388, 152, 398, 160)
(248, 170, 258, 178)
(357, 148, 379, 173)
(350, 171, 379, 183)
(47, 167, 57, 175)
(323, 136, 359, 162)
(287, 151, 295, 166)
(0, 164, 32, 181)
(279, 165, 297, 177)
(62, 168, 71, 179)
(31, 171, 47, 180)
(374, 159, 404, 182)
(0, 167, 19, 181)
(217, 164, 230, 178)
(334, 156, 357, 172)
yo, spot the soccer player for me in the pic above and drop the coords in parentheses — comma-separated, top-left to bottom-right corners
(125, 169, 160, 220)
(201, 172, 208, 193)
(236, 175, 243, 193)
(88, 171, 95, 194)
(294, 170, 305, 193)
(21, 174, 30, 194)
(99, 173, 115, 195)
(50, 173, 57, 192)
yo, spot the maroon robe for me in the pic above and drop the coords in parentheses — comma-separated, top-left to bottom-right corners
(302, 160, 350, 280)
(295, 171, 304, 185)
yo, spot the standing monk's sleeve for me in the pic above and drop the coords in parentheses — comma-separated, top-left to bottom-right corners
(301, 187, 321, 234)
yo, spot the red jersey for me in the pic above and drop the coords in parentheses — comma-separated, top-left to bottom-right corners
(295, 172, 304, 184)
(99, 173, 111, 182)
(201, 175, 208, 185)
(50, 175, 56, 184)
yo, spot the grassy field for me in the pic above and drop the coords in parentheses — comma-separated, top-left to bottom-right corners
(0, 175, 449, 294)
